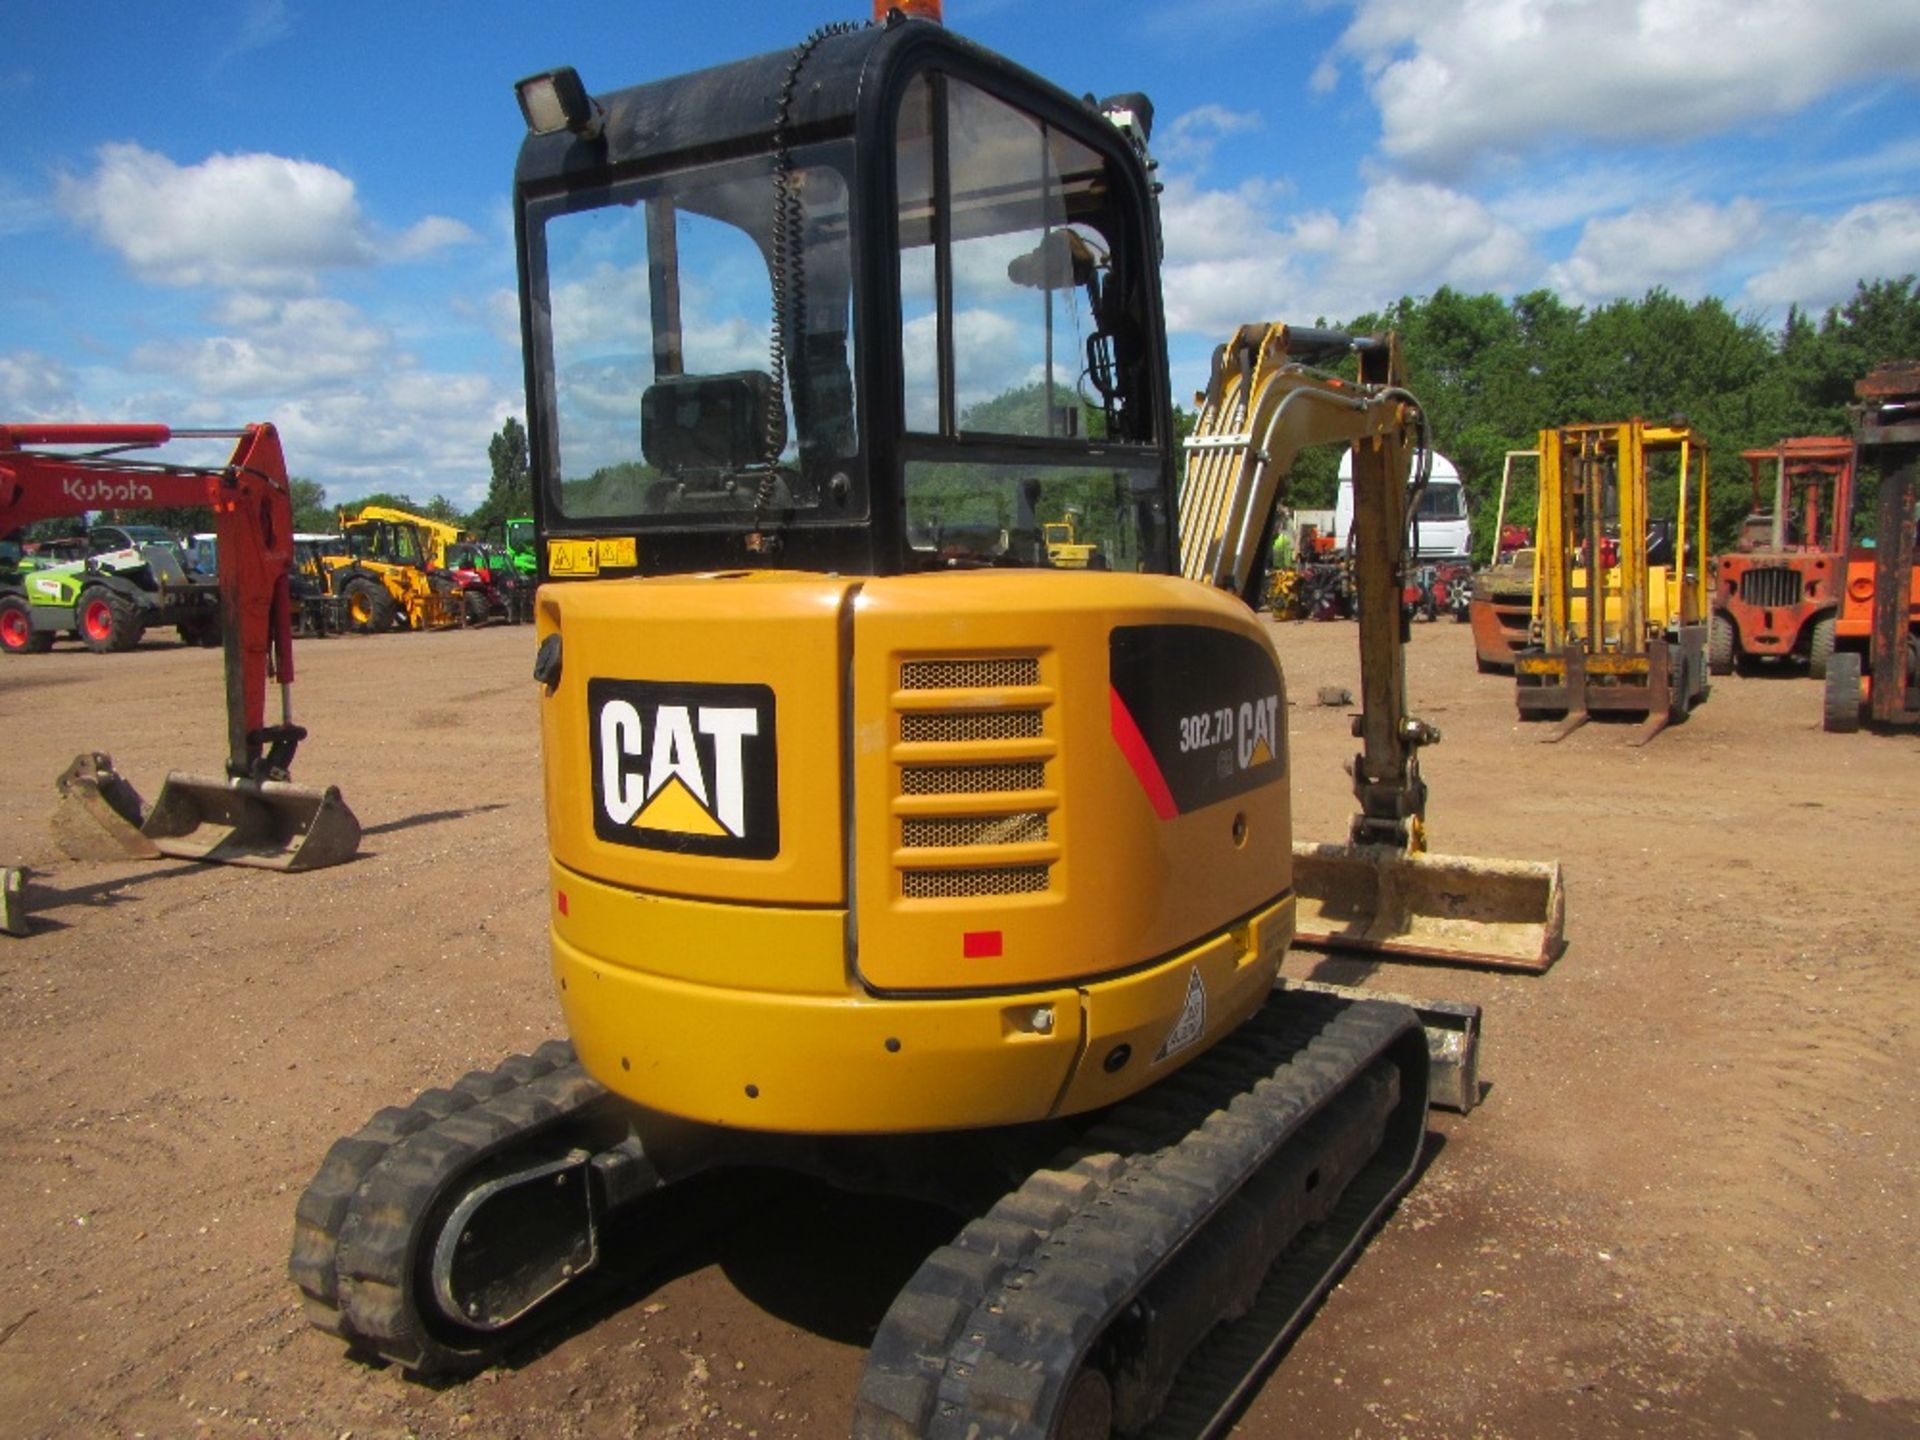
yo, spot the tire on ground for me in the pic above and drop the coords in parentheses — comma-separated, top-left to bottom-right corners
(1669, 653, 1694, 723)
(1708, 613, 1735, 676)
(1823, 651, 1862, 733)
(0, 595, 53, 654)
(178, 612, 222, 647)
(1808, 616, 1835, 680)
(343, 576, 397, 634)
(77, 583, 143, 653)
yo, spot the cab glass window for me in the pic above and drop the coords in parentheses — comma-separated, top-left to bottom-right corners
(894, 73, 1165, 573)
(532, 144, 860, 525)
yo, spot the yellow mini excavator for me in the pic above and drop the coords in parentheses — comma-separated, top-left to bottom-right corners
(295, 12, 1560, 1435)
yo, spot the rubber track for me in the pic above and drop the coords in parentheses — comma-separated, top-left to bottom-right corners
(289, 1038, 612, 1372)
(853, 992, 1422, 1439)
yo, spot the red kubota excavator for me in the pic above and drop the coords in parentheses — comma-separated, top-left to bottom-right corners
(0, 423, 359, 924)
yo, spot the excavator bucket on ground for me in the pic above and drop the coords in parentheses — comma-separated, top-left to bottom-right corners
(50, 751, 361, 872)
(1180, 323, 1566, 971)
(51, 752, 162, 860)
(1291, 842, 1565, 972)
(142, 772, 361, 872)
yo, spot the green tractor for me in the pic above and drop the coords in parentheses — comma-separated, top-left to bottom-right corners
(0, 527, 221, 654)
(503, 516, 537, 581)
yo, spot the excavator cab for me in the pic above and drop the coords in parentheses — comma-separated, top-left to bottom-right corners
(517, 22, 1168, 582)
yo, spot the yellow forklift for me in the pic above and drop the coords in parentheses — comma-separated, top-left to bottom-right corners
(1516, 420, 1713, 743)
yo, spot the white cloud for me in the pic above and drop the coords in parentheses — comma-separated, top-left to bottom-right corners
(1302, 179, 1534, 298)
(1337, 0, 1920, 174)
(55, 143, 473, 291)
(130, 296, 395, 397)
(0, 351, 79, 419)
(387, 216, 480, 262)
(1547, 197, 1769, 304)
(270, 373, 517, 509)
(1158, 105, 1266, 168)
(1159, 173, 1535, 334)
(1485, 163, 1683, 238)
(216, 0, 291, 69)
(1744, 198, 1920, 311)
(1158, 176, 1305, 333)
(0, 173, 48, 237)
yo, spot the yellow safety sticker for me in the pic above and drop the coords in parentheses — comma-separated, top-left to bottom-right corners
(547, 539, 599, 576)
(596, 536, 637, 569)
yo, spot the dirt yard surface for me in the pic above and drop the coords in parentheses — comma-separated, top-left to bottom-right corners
(1, 617, 1916, 1440)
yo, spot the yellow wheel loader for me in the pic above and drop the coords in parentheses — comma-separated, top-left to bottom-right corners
(295, 14, 1560, 1435)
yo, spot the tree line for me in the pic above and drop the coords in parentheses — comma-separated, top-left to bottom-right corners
(42, 276, 1920, 562)
(1320, 277, 1920, 561)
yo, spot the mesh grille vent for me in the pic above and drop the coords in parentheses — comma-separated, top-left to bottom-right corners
(901, 658, 1039, 691)
(899, 761, 1045, 796)
(901, 710, 1043, 743)
(902, 813, 1048, 848)
(1738, 566, 1804, 608)
(902, 865, 1051, 899)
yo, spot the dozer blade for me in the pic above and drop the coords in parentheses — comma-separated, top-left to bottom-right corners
(51, 752, 162, 861)
(141, 773, 362, 872)
(1291, 841, 1565, 972)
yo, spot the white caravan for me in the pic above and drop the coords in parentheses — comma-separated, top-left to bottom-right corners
(1334, 450, 1471, 561)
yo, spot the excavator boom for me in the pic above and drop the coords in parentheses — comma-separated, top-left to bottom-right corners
(0, 423, 359, 870)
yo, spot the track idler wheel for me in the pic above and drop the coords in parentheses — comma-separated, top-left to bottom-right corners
(292, 1042, 630, 1374)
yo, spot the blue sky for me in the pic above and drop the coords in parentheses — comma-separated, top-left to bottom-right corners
(4, 0, 1918, 508)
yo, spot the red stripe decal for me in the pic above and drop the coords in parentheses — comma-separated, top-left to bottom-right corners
(1110, 684, 1179, 820)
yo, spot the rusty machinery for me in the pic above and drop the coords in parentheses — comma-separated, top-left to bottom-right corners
(1824, 363, 1920, 731)
(1712, 437, 1853, 677)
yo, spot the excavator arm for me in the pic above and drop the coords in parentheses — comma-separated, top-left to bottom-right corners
(1179, 324, 1431, 846)
(1178, 324, 1564, 970)
(0, 423, 297, 776)
(0, 423, 359, 871)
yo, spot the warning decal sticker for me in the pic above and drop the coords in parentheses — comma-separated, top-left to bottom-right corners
(1154, 966, 1209, 1064)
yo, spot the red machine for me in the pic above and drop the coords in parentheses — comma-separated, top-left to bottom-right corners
(1710, 437, 1853, 676)
(1825, 367, 1920, 731)
(0, 424, 358, 870)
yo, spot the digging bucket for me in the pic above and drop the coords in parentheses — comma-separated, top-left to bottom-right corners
(52, 753, 161, 861)
(1291, 841, 1565, 972)
(141, 773, 362, 872)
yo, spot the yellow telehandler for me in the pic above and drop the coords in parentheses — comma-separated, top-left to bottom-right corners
(323, 507, 463, 632)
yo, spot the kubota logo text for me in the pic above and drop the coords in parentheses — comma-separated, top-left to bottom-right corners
(587, 678, 779, 858)
(60, 475, 155, 506)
